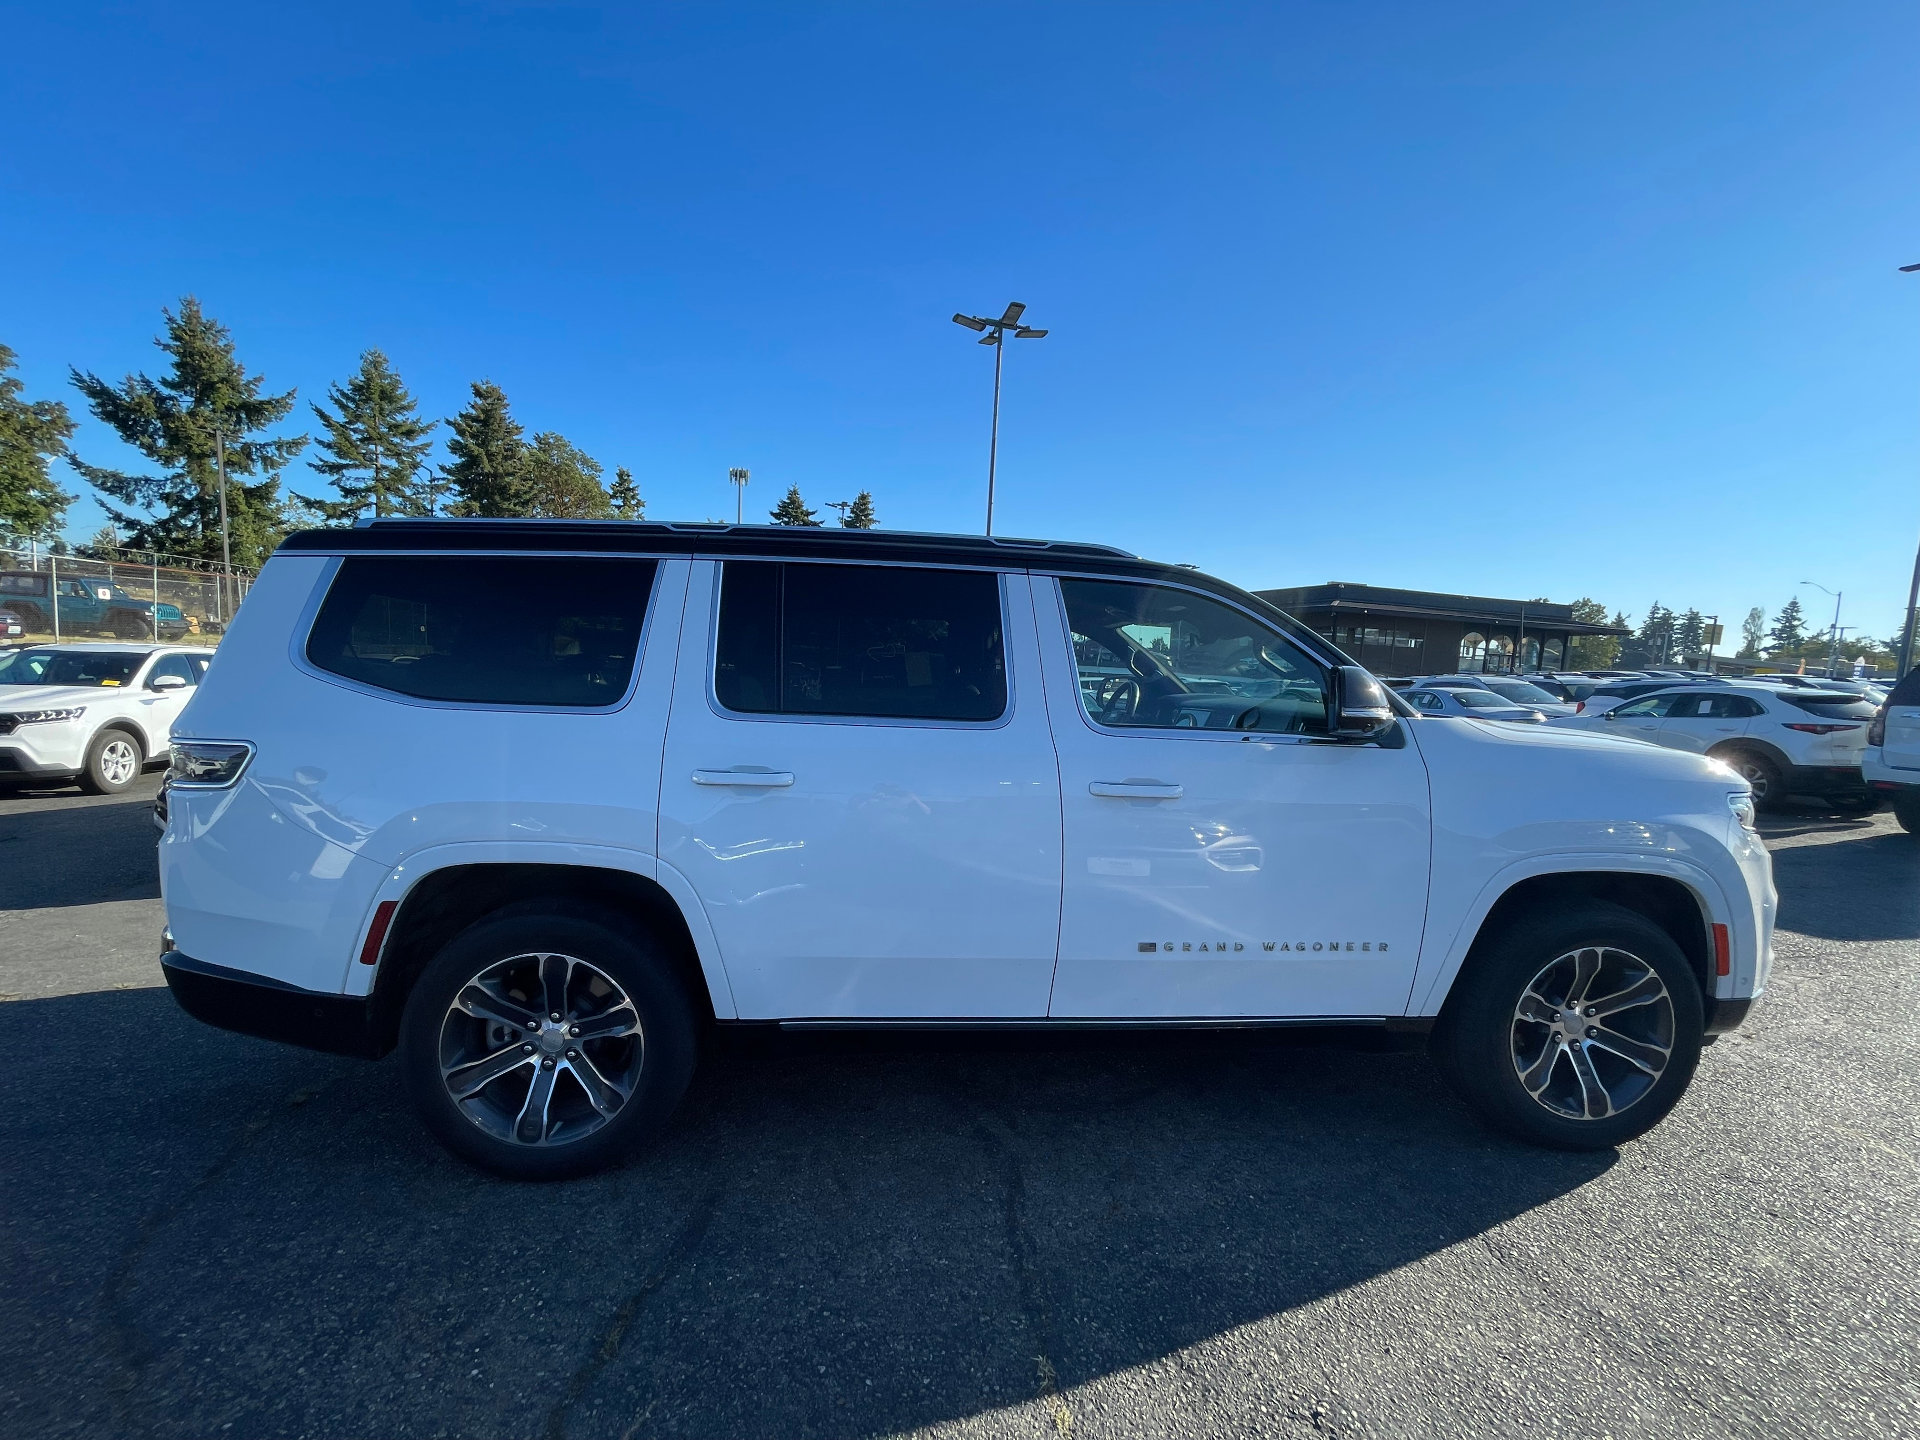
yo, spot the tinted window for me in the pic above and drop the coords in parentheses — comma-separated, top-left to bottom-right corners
(715, 562, 1006, 722)
(1777, 692, 1878, 721)
(0, 574, 47, 595)
(308, 556, 655, 706)
(1887, 669, 1920, 707)
(1061, 579, 1328, 734)
(1610, 693, 1686, 718)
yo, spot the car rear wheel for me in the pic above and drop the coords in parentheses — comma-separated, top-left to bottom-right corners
(79, 729, 143, 794)
(399, 904, 697, 1180)
(1716, 748, 1783, 811)
(107, 610, 151, 639)
(1432, 902, 1704, 1150)
(1894, 791, 1920, 837)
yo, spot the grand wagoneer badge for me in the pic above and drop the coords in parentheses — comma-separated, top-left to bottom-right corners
(1137, 940, 1391, 954)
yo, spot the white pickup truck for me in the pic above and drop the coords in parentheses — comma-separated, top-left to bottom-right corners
(157, 521, 1774, 1178)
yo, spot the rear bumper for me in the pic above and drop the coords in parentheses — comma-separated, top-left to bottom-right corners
(1703, 995, 1755, 1035)
(162, 950, 382, 1059)
(1782, 763, 1869, 798)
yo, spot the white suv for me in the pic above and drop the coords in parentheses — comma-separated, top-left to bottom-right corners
(1550, 682, 1877, 810)
(158, 522, 1775, 1178)
(0, 643, 211, 792)
(1864, 668, 1920, 834)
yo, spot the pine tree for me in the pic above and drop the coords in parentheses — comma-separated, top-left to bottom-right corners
(609, 466, 643, 518)
(68, 298, 304, 567)
(1767, 597, 1807, 653)
(770, 484, 820, 526)
(1674, 608, 1706, 659)
(1739, 607, 1765, 659)
(443, 381, 528, 517)
(841, 490, 876, 529)
(297, 350, 436, 523)
(0, 343, 76, 539)
(521, 432, 611, 518)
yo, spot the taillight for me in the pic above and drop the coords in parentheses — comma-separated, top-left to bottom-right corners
(1868, 706, 1887, 746)
(1575, 700, 1586, 714)
(1782, 723, 1861, 735)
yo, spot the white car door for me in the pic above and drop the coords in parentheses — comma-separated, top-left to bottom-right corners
(1037, 575, 1432, 1019)
(1597, 693, 1674, 743)
(657, 559, 1062, 1019)
(135, 652, 200, 753)
(1656, 692, 1759, 754)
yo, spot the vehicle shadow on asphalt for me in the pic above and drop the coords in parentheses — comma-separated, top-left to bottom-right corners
(2, 988, 1615, 1440)
(1766, 827, 1919, 942)
(0, 788, 161, 910)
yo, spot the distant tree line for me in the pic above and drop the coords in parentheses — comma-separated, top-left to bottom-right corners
(0, 298, 877, 571)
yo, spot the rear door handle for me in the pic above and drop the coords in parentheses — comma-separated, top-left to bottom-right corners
(692, 769, 794, 787)
(1089, 780, 1183, 799)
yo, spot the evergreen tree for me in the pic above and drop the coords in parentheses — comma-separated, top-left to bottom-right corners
(68, 298, 304, 567)
(1622, 602, 1674, 667)
(297, 350, 436, 523)
(1767, 597, 1807, 653)
(443, 381, 528, 517)
(1674, 608, 1706, 659)
(609, 466, 643, 518)
(1739, 607, 1765, 659)
(521, 432, 611, 518)
(0, 342, 76, 539)
(770, 484, 820, 526)
(841, 490, 876, 529)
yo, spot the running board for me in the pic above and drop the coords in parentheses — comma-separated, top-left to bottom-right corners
(766, 1015, 1434, 1033)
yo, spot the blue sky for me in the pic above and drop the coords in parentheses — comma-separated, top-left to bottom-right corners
(3, 1, 1917, 643)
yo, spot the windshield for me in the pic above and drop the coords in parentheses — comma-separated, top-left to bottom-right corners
(0, 649, 144, 687)
(1451, 688, 1513, 709)
(1484, 679, 1558, 704)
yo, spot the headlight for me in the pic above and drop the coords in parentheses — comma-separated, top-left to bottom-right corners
(2, 707, 87, 725)
(1727, 791, 1757, 831)
(168, 740, 254, 788)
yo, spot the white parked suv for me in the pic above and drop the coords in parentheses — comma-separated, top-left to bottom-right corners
(0, 643, 211, 792)
(1864, 668, 1920, 834)
(159, 522, 1775, 1178)
(1550, 682, 1877, 810)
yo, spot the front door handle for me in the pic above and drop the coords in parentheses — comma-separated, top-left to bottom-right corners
(1089, 780, 1183, 799)
(692, 768, 795, 787)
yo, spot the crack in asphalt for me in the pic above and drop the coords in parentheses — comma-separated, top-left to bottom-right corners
(98, 1076, 341, 1435)
(542, 1178, 728, 1440)
(974, 1116, 1075, 1435)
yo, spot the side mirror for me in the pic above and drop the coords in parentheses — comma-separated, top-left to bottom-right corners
(1602, 709, 1619, 721)
(149, 674, 187, 692)
(1328, 666, 1396, 740)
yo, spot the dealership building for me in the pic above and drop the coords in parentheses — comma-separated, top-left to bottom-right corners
(1256, 582, 1630, 678)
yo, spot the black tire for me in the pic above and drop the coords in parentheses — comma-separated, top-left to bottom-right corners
(105, 609, 151, 639)
(77, 727, 144, 795)
(1432, 902, 1704, 1151)
(399, 903, 697, 1180)
(12, 602, 47, 634)
(1715, 747, 1784, 811)
(1893, 791, 1920, 837)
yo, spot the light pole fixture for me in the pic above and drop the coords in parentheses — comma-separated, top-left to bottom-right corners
(728, 468, 750, 525)
(1800, 581, 1842, 677)
(1899, 264, 1920, 677)
(952, 301, 1048, 535)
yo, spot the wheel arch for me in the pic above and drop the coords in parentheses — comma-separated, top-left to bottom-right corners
(364, 862, 720, 1058)
(91, 718, 148, 759)
(1706, 736, 1791, 773)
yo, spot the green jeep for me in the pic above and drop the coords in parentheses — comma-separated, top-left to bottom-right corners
(0, 571, 191, 639)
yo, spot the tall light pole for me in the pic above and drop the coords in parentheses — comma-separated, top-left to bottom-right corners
(952, 301, 1048, 535)
(1899, 263, 1920, 677)
(729, 468, 750, 524)
(1800, 581, 1842, 677)
(213, 424, 234, 624)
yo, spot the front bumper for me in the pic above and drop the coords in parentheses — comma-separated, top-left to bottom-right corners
(0, 736, 83, 777)
(162, 950, 383, 1059)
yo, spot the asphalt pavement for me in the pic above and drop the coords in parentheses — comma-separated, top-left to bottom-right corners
(2, 773, 1916, 1439)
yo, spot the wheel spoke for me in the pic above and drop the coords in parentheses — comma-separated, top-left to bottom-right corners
(454, 981, 540, 1034)
(514, 1061, 560, 1143)
(1564, 948, 1603, 1005)
(1518, 1038, 1564, 1096)
(1567, 1043, 1614, 1118)
(572, 1003, 640, 1042)
(1515, 989, 1559, 1027)
(566, 1049, 632, 1117)
(540, 953, 573, 1020)
(1585, 1027, 1669, 1077)
(1586, 972, 1666, 1019)
(445, 1044, 535, 1101)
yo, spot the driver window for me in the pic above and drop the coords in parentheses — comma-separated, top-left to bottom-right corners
(1059, 578, 1329, 734)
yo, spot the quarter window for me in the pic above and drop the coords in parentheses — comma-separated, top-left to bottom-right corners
(1060, 579, 1328, 734)
(307, 556, 655, 706)
(714, 562, 1006, 722)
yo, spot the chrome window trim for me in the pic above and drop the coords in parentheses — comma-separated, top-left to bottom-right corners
(701, 557, 1018, 732)
(289, 553, 668, 716)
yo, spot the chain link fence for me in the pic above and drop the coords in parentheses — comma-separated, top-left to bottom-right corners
(0, 543, 252, 648)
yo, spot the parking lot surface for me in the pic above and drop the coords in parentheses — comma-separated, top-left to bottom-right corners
(2, 775, 1917, 1439)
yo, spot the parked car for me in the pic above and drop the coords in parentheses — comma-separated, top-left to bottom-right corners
(1550, 682, 1876, 809)
(0, 643, 211, 792)
(1402, 685, 1548, 722)
(159, 520, 1775, 1178)
(0, 570, 190, 639)
(1864, 668, 1920, 835)
(1571, 678, 1717, 718)
(1448, 676, 1578, 718)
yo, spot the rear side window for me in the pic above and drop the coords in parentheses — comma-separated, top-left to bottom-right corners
(1777, 692, 1878, 721)
(1888, 670, 1920, 707)
(715, 561, 1006, 722)
(307, 556, 656, 706)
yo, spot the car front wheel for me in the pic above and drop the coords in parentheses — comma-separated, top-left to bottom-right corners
(399, 904, 697, 1180)
(79, 729, 144, 794)
(1715, 748, 1783, 811)
(1433, 902, 1704, 1150)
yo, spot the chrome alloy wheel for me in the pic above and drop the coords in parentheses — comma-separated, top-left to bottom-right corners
(1728, 756, 1772, 802)
(437, 951, 645, 1147)
(98, 736, 139, 787)
(1510, 946, 1676, 1121)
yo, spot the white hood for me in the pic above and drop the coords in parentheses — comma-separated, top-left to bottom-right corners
(0, 684, 123, 710)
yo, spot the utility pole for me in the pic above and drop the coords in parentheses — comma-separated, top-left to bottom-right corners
(1900, 263, 1920, 676)
(1800, 581, 1841, 677)
(214, 425, 234, 624)
(729, 468, 750, 525)
(951, 302, 1048, 535)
